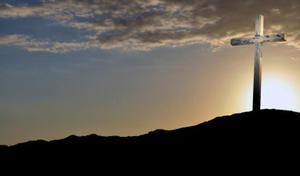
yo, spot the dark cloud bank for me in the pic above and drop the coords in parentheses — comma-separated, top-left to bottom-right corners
(0, 0, 299, 53)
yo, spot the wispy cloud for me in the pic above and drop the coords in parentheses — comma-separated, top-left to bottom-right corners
(0, 0, 299, 52)
(0, 34, 98, 53)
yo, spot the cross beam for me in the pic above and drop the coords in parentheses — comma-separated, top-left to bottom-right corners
(231, 15, 286, 111)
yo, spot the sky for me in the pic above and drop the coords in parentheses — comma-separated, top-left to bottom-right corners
(1, 0, 300, 145)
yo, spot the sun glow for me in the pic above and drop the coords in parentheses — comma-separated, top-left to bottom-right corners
(241, 74, 299, 111)
(261, 75, 299, 110)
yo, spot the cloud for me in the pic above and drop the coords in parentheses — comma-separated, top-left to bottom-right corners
(0, 0, 300, 52)
(0, 34, 98, 53)
(0, 35, 25, 44)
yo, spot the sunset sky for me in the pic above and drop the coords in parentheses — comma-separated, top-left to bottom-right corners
(2, 0, 300, 145)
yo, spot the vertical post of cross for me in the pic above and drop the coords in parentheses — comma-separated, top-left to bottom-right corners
(253, 15, 263, 111)
(255, 15, 264, 36)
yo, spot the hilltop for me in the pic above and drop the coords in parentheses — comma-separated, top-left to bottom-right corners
(1, 109, 300, 163)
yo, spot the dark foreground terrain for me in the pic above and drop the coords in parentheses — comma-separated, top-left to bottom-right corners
(1, 109, 300, 167)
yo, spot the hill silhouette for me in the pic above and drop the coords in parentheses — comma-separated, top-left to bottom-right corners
(2, 109, 300, 165)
